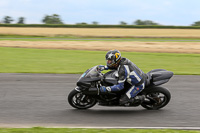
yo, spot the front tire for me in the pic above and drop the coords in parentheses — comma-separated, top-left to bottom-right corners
(68, 89, 97, 109)
(141, 86, 171, 110)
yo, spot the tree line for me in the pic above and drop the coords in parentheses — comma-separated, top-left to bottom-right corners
(1, 14, 200, 26)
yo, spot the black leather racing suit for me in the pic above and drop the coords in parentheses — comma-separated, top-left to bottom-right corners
(107, 57, 146, 98)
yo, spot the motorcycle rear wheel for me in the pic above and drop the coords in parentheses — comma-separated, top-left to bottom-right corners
(68, 89, 97, 109)
(141, 86, 171, 110)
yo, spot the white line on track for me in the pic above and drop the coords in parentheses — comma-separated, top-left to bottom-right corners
(65, 127, 200, 130)
(0, 124, 200, 130)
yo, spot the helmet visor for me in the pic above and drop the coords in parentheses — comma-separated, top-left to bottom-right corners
(106, 59, 115, 67)
(107, 60, 112, 65)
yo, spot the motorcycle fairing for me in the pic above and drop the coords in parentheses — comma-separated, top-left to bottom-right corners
(145, 69, 173, 87)
(77, 77, 101, 88)
(77, 66, 102, 88)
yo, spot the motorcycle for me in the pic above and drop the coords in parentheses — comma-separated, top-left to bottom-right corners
(68, 65, 173, 110)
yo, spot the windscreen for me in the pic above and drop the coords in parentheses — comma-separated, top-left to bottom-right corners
(80, 66, 100, 79)
(84, 66, 99, 78)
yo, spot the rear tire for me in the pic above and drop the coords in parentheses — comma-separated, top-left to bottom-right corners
(68, 89, 97, 109)
(141, 86, 171, 110)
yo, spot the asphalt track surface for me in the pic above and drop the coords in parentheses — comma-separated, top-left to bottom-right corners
(0, 73, 200, 128)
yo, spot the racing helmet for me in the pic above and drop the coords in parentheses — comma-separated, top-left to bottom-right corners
(105, 50, 121, 68)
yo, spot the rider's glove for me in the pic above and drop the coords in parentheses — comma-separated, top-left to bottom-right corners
(97, 65, 105, 71)
(100, 86, 111, 93)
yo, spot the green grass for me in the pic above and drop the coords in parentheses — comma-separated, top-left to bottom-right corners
(0, 47, 199, 75)
(0, 128, 200, 133)
(1, 34, 200, 42)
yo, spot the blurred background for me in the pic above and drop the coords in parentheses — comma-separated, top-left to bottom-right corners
(0, 0, 200, 131)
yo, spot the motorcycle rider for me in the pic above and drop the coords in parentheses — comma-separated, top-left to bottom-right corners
(98, 50, 146, 105)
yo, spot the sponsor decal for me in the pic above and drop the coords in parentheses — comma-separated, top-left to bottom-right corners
(115, 53, 120, 59)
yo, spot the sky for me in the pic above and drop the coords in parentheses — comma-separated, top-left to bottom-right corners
(0, 0, 200, 26)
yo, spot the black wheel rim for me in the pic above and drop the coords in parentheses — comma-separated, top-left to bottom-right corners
(144, 92, 168, 109)
(72, 92, 96, 109)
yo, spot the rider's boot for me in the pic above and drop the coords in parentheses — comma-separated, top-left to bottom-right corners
(130, 95, 145, 104)
(119, 95, 145, 105)
(119, 95, 130, 105)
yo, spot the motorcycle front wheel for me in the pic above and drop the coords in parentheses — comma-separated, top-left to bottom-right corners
(68, 89, 97, 109)
(141, 86, 171, 110)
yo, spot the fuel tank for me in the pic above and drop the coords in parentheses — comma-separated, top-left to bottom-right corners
(103, 70, 118, 86)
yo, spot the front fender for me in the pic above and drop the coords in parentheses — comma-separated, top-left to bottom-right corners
(74, 86, 82, 92)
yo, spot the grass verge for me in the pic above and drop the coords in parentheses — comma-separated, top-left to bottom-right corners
(0, 47, 199, 75)
(0, 127, 200, 133)
(1, 34, 200, 42)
